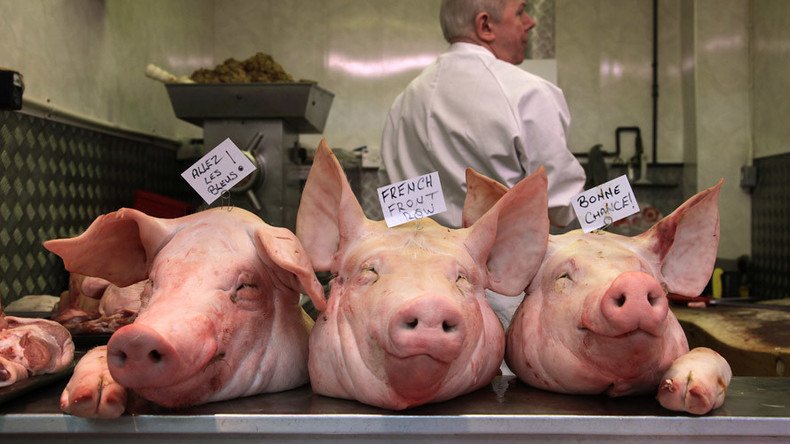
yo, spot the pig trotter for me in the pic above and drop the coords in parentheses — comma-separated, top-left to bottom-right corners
(61, 346, 128, 418)
(659, 378, 676, 394)
(656, 347, 732, 415)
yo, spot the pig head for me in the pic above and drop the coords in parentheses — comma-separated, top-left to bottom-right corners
(44, 207, 324, 414)
(295, 140, 549, 410)
(464, 169, 731, 414)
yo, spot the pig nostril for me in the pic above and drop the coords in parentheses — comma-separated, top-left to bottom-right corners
(648, 293, 659, 306)
(405, 319, 418, 329)
(442, 321, 456, 333)
(115, 351, 127, 364)
(148, 350, 163, 363)
(615, 295, 626, 307)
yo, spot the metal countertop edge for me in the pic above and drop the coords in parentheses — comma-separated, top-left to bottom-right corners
(1, 414, 788, 436)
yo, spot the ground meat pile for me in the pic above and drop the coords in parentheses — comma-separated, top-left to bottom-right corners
(190, 52, 294, 84)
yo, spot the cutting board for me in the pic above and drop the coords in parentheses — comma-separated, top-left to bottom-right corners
(673, 299, 790, 377)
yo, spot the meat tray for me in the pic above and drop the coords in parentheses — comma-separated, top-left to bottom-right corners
(0, 362, 74, 407)
(0, 376, 788, 442)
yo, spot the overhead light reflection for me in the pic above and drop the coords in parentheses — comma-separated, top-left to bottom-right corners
(702, 35, 745, 52)
(600, 59, 624, 78)
(327, 52, 438, 78)
(600, 59, 653, 79)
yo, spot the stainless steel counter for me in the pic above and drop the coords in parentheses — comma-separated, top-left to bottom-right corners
(1, 376, 788, 443)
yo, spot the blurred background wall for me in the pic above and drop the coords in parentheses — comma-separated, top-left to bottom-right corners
(1, 0, 788, 298)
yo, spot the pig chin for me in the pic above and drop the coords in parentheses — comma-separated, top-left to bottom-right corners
(383, 353, 451, 403)
(579, 329, 667, 380)
(133, 365, 222, 408)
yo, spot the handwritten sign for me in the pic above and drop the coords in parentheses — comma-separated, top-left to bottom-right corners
(378, 172, 447, 227)
(572, 175, 640, 233)
(181, 138, 256, 205)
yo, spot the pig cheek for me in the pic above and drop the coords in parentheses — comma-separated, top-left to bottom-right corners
(535, 273, 585, 343)
(203, 288, 276, 368)
(523, 276, 591, 372)
(338, 282, 392, 383)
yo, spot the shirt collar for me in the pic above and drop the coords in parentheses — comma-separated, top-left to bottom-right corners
(448, 42, 495, 58)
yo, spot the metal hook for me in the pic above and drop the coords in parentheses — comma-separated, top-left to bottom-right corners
(220, 190, 233, 211)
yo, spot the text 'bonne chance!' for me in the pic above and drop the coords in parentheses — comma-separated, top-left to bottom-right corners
(572, 175, 640, 232)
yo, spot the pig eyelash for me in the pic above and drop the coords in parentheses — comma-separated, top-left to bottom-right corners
(361, 264, 379, 276)
(557, 272, 572, 281)
(140, 282, 154, 308)
(230, 283, 258, 304)
(361, 266, 379, 283)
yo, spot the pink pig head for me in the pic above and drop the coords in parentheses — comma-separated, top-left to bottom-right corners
(296, 140, 549, 410)
(44, 207, 324, 409)
(464, 170, 731, 414)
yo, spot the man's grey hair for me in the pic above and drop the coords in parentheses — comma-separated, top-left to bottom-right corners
(439, 0, 507, 43)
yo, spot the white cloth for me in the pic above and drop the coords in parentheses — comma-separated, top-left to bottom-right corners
(381, 42, 586, 228)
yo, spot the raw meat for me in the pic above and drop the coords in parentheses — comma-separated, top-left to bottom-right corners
(296, 140, 549, 410)
(463, 168, 732, 414)
(45, 207, 324, 417)
(0, 301, 75, 387)
(52, 274, 144, 334)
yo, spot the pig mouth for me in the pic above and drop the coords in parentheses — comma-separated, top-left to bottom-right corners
(578, 325, 660, 340)
(130, 357, 226, 408)
(384, 353, 450, 401)
(578, 327, 665, 376)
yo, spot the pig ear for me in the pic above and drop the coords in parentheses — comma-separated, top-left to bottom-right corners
(462, 168, 508, 228)
(254, 225, 327, 312)
(43, 208, 176, 287)
(636, 179, 724, 296)
(464, 168, 550, 296)
(296, 139, 367, 271)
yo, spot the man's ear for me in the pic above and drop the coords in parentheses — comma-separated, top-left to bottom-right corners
(474, 12, 496, 43)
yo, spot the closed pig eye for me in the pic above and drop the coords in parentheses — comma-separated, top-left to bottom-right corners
(357, 265, 379, 286)
(552, 271, 575, 293)
(140, 279, 154, 309)
(230, 282, 259, 303)
(455, 273, 473, 294)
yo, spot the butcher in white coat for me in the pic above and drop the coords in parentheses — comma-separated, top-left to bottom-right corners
(380, 0, 585, 229)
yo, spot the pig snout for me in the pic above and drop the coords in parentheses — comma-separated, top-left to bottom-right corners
(599, 271, 668, 336)
(107, 323, 215, 389)
(388, 296, 466, 362)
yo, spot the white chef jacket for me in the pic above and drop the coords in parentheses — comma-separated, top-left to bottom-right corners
(380, 42, 586, 228)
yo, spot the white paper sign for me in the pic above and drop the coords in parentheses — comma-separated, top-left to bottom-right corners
(572, 175, 640, 233)
(378, 172, 447, 228)
(181, 138, 256, 205)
